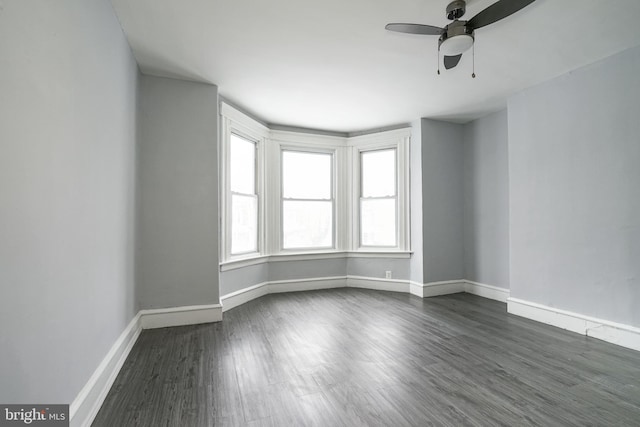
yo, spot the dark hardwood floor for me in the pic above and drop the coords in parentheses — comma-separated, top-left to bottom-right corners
(92, 289, 640, 426)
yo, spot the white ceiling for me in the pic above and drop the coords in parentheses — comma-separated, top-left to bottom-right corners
(111, 0, 640, 132)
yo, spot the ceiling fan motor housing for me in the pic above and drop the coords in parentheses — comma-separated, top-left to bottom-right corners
(446, 0, 466, 20)
(438, 20, 475, 56)
(439, 20, 474, 52)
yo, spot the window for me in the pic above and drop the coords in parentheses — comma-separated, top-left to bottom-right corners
(360, 149, 397, 247)
(229, 134, 258, 255)
(221, 102, 410, 267)
(350, 131, 409, 252)
(281, 150, 333, 250)
(221, 103, 269, 262)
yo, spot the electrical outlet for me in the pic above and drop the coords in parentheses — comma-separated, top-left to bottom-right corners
(385, 271, 392, 279)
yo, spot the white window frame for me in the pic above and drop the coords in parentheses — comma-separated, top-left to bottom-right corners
(220, 102, 411, 269)
(267, 131, 347, 255)
(220, 103, 269, 262)
(349, 129, 410, 252)
(280, 148, 335, 251)
(359, 148, 398, 248)
(229, 134, 258, 255)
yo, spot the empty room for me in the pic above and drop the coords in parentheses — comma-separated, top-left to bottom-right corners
(2, 0, 640, 426)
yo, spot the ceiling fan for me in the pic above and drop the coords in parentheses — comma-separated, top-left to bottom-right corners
(386, 0, 536, 73)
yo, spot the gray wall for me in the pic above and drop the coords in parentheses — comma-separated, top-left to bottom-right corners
(409, 119, 424, 284)
(508, 45, 640, 327)
(421, 119, 465, 283)
(220, 263, 269, 295)
(347, 258, 410, 280)
(463, 110, 510, 288)
(138, 76, 220, 308)
(0, 0, 138, 403)
(269, 259, 347, 282)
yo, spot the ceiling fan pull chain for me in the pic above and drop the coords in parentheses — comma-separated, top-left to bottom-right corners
(472, 43, 476, 78)
(437, 48, 441, 75)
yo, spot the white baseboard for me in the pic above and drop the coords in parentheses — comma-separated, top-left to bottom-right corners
(221, 278, 345, 312)
(221, 275, 412, 311)
(508, 298, 640, 352)
(409, 281, 424, 297)
(464, 281, 510, 303)
(140, 304, 223, 329)
(220, 277, 510, 309)
(347, 276, 410, 293)
(70, 313, 142, 427)
(221, 282, 269, 312)
(420, 280, 466, 298)
(411, 279, 509, 301)
(269, 276, 345, 294)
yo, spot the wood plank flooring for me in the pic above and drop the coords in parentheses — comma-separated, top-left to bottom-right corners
(92, 289, 640, 426)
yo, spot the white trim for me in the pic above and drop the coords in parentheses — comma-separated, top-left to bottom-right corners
(464, 281, 510, 303)
(346, 251, 412, 259)
(220, 275, 413, 310)
(409, 281, 426, 297)
(350, 131, 411, 252)
(347, 276, 410, 293)
(409, 279, 509, 301)
(220, 102, 269, 264)
(507, 298, 640, 352)
(336, 145, 350, 251)
(278, 146, 338, 252)
(140, 304, 223, 329)
(219, 277, 509, 310)
(269, 129, 348, 147)
(220, 255, 269, 271)
(269, 276, 346, 294)
(347, 127, 411, 145)
(421, 280, 466, 298)
(219, 251, 413, 271)
(221, 282, 270, 312)
(221, 277, 345, 312)
(70, 313, 142, 427)
(220, 103, 269, 135)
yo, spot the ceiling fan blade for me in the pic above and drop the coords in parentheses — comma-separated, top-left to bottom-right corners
(385, 23, 444, 36)
(468, 0, 536, 30)
(444, 54, 462, 70)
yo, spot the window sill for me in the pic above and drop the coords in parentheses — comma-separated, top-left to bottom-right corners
(220, 250, 412, 272)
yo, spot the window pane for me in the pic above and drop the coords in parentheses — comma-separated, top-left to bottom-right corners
(283, 200, 332, 249)
(230, 134, 255, 194)
(283, 151, 331, 199)
(231, 194, 257, 254)
(362, 149, 395, 198)
(361, 198, 396, 247)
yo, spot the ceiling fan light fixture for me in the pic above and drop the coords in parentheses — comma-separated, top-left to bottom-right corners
(385, 0, 537, 70)
(440, 34, 474, 56)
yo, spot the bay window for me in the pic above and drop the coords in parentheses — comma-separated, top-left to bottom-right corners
(221, 102, 410, 267)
